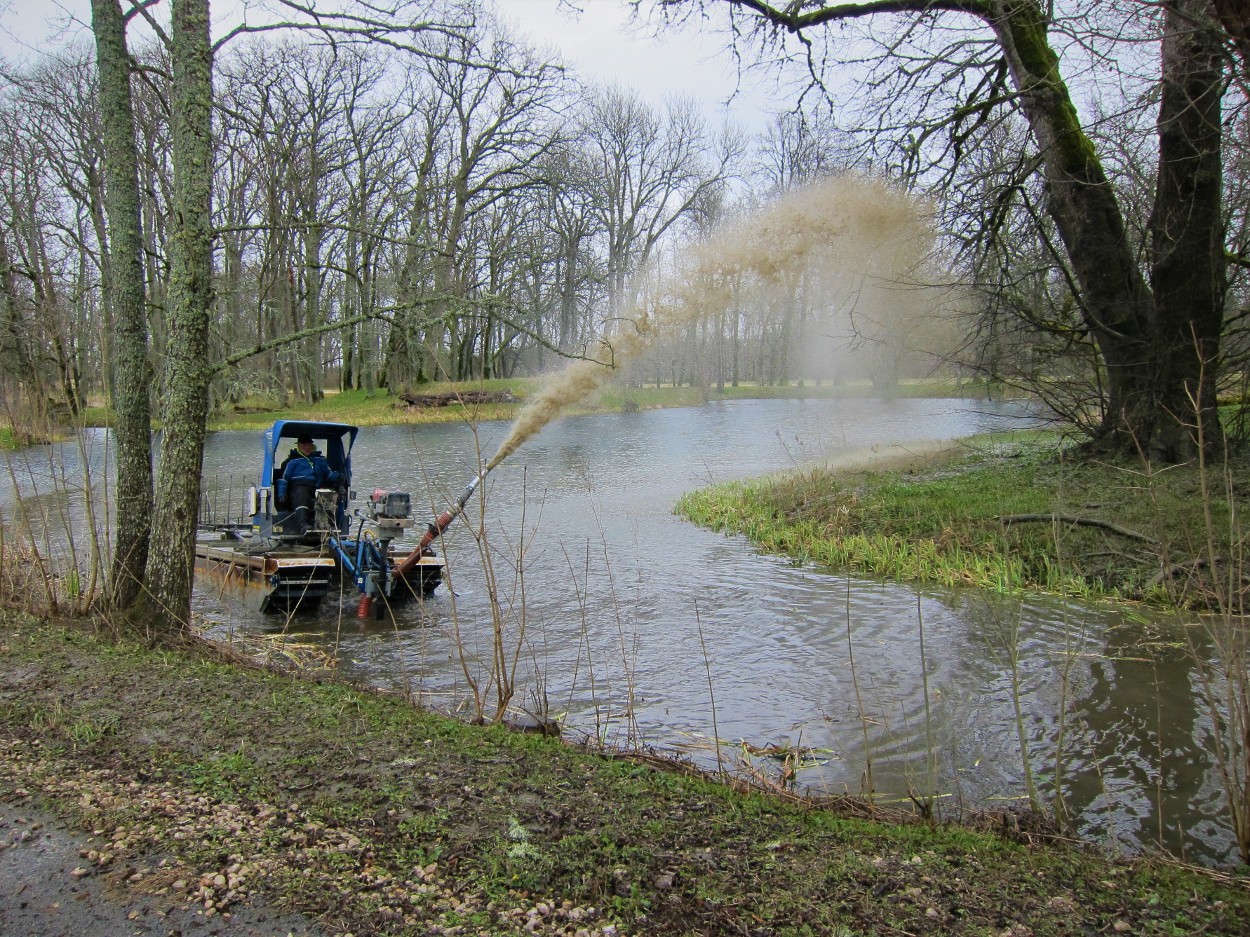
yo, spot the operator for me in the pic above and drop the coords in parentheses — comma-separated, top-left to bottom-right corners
(276, 435, 341, 536)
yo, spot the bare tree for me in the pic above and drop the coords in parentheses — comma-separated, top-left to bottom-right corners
(384, 91, 448, 389)
(338, 54, 408, 392)
(417, 18, 565, 380)
(0, 49, 106, 418)
(751, 111, 852, 387)
(0, 96, 58, 427)
(581, 85, 742, 313)
(657, 0, 1230, 461)
(537, 138, 606, 358)
(754, 109, 849, 194)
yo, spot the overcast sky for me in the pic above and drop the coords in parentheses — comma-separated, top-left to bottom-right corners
(0, 0, 782, 130)
(498, 0, 778, 124)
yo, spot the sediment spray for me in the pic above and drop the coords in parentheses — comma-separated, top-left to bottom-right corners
(487, 174, 938, 468)
(372, 175, 944, 617)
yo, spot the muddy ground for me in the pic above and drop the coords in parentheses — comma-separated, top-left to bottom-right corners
(0, 801, 319, 936)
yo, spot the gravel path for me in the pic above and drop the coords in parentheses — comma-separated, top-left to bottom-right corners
(0, 802, 323, 937)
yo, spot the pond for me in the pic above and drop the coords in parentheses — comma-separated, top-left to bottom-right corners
(3, 396, 1240, 865)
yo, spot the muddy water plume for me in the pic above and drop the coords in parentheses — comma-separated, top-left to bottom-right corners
(487, 175, 940, 471)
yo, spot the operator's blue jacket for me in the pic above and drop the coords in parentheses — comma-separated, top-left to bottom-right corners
(276, 447, 340, 500)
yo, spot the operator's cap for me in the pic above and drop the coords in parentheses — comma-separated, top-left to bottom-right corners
(297, 435, 313, 445)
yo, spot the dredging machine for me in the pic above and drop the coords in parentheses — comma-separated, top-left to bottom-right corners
(194, 419, 480, 618)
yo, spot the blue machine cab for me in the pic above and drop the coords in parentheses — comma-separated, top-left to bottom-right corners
(194, 420, 443, 616)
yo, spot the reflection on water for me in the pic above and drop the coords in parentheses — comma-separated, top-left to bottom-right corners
(0, 429, 113, 587)
(3, 399, 1241, 864)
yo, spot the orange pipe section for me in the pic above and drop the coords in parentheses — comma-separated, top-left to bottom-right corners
(357, 469, 489, 620)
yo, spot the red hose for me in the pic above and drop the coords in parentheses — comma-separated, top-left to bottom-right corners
(394, 510, 452, 578)
(356, 594, 372, 619)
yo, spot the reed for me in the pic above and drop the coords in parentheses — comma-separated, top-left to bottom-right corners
(1046, 569, 1083, 831)
(1179, 395, 1250, 863)
(436, 428, 533, 725)
(561, 540, 606, 744)
(9, 374, 1250, 865)
(554, 517, 646, 751)
(693, 601, 725, 780)
(588, 501, 644, 750)
(0, 401, 103, 617)
(913, 591, 938, 823)
(677, 427, 1250, 860)
(844, 577, 875, 803)
(1000, 604, 1041, 814)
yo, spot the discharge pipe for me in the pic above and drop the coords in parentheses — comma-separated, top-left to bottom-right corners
(356, 465, 493, 619)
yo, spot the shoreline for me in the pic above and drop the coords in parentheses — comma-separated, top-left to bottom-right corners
(676, 432, 1247, 612)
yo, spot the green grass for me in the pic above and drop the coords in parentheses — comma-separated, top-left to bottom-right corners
(0, 424, 62, 449)
(677, 433, 1250, 609)
(206, 382, 535, 431)
(2, 613, 1246, 935)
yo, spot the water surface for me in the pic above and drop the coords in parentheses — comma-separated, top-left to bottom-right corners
(200, 397, 1242, 865)
(4, 397, 1238, 864)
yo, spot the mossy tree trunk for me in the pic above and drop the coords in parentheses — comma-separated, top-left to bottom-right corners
(137, 0, 214, 640)
(990, 0, 1225, 460)
(91, 0, 154, 612)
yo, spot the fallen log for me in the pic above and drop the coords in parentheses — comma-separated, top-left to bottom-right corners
(399, 389, 517, 408)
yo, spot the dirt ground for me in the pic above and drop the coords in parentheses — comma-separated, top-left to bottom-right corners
(0, 802, 322, 937)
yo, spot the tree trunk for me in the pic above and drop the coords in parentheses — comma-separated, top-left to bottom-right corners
(138, 0, 214, 641)
(1144, 0, 1225, 459)
(342, 225, 359, 392)
(302, 220, 324, 404)
(989, 0, 1225, 460)
(91, 0, 154, 612)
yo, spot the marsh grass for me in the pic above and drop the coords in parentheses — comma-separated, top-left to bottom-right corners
(676, 434, 1249, 610)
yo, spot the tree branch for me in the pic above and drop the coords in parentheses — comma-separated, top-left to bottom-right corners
(999, 513, 1156, 544)
(213, 311, 392, 373)
(722, 0, 992, 32)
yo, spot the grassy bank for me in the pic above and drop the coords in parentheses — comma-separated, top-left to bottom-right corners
(203, 378, 1001, 433)
(676, 434, 1249, 610)
(61, 377, 1002, 436)
(1, 614, 1246, 936)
